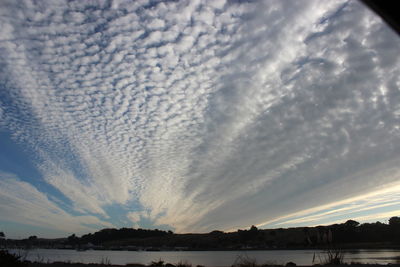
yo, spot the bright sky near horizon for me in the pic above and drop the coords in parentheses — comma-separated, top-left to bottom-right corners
(0, 0, 400, 239)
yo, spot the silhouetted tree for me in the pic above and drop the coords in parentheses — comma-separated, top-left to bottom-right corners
(67, 234, 79, 245)
(250, 225, 258, 231)
(78, 227, 170, 245)
(389, 216, 400, 243)
(0, 232, 5, 247)
(7, 218, 400, 250)
(344, 220, 360, 228)
(210, 230, 224, 235)
(389, 216, 400, 226)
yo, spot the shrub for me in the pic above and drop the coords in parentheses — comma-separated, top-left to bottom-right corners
(319, 248, 344, 265)
(100, 256, 111, 265)
(150, 259, 165, 267)
(176, 260, 192, 267)
(0, 250, 25, 267)
(232, 255, 258, 267)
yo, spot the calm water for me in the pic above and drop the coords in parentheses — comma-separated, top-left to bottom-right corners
(9, 249, 400, 266)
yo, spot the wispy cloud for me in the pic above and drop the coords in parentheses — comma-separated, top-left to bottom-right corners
(0, 171, 113, 237)
(258, 178, 400, 228)
(0, 0, 399, 236)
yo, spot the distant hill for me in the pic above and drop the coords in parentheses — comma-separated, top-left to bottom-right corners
(3, 217, 400, 250)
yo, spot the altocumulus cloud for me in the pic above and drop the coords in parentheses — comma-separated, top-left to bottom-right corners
(0, 0, 400, 237)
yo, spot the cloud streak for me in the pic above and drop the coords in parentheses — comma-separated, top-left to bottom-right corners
(0, 0, 399, 236)
(0, 171, 113, 237)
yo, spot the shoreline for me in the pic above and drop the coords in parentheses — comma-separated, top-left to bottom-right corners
(6, 246, 400, 251)
(24, 263, 400, 267)
(3, 249, 399, 267)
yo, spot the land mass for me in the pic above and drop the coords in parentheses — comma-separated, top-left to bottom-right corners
(1, 217, 400, 251)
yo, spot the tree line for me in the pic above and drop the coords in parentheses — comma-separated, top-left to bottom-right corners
(1, 217, 399, 250)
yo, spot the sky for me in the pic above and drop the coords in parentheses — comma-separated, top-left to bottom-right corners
(0, 0, 399, 239)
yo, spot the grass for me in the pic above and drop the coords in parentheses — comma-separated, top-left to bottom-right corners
(150, 259, 165, 267)
(232, 255, 278, 267)
(0, 250, 26, 267)
(148, 259, 194, 267)
(314, 248, 344, 265)
(232, 255, 258, 267)
(100, 256, 111, 265)
(176, 260, 192, 267)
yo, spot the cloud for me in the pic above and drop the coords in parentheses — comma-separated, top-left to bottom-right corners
(257, 178, 400, 228)
(0, 0, 399, 235)
(127, 212, 142, 223)
(0, 171, 113, 237)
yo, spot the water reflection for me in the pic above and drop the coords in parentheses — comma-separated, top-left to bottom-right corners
(9, 249, 400, 266)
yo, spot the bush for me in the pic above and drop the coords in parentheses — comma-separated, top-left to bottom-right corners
(150, 259, 165, 267)
(232, 255, 258, 267)
(0, 250, 25, 267)
(176, 260, 192, 267)
(319, 248, 344, 265)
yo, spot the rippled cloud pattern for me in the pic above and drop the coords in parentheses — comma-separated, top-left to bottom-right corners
(0, 0, 399, 237)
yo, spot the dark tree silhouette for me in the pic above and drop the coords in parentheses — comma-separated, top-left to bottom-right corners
(344, 220, 360, 228)
(28, 235, 37, 240)
(250, 225, 258, 232)
(4, 218, 400, 249)
(389, 216, 400, 226)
